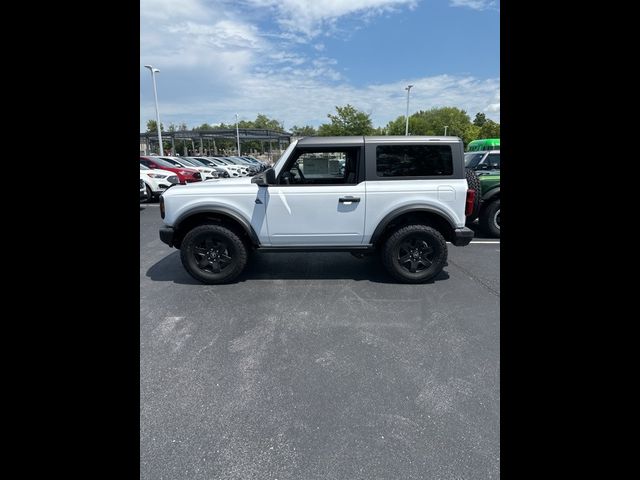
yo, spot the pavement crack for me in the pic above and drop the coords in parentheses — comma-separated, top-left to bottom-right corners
(447, 259, 500, 297)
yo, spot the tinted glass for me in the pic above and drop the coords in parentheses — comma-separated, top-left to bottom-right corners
(465, 153, 485, 168)
(377, 145, 453, 177)
(486, 154, 500, 169)
(149, 157, 178, 167)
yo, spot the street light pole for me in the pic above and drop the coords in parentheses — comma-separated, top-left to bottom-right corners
(235, 113, 241, 156)
(444, 125, 448, 136)
(144, 65, 163, 156)
(404, 84, 413, 136)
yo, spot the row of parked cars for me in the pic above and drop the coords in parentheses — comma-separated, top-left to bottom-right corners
(139, 154, 270, 202)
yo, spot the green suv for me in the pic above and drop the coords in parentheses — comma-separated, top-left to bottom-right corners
(465, 150, 500, 237)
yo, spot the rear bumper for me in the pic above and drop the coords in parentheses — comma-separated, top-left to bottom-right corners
(159, 227, 175, 247)
(451, 227, 474, 246)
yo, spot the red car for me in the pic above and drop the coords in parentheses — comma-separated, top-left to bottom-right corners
(140, 156, 202, 184)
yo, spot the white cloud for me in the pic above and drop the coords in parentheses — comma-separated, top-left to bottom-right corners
(485, 91, 500, 114)
(449, 0, 497, 10)
(140, 0, 500, 130)
(141, 72, 499, 130)
(244, 0, 418, 38)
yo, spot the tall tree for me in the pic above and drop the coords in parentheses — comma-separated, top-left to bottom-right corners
(384, 106, 477, 145)
(318, 104, 374, 136)
(473, 112, 487, 127)
(291, 125, 317, 136)
(479, 119, 500, 138)
(146, 119, 164, 132)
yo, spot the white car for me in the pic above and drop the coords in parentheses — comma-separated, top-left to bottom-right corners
(204, 157, 246, 177)
(157, 156, 219, 180)
(140, 164, 180, 201)
(159, 136, 475, 284)
(140, 178, 146, 201)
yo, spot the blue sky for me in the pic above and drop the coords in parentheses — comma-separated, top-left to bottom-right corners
(140, 0, 499, 131)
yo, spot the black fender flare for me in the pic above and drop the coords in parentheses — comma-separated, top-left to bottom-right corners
(174, 205, 260, 245)
(370, 205, 458, 245)
(482, 187, 500, 202)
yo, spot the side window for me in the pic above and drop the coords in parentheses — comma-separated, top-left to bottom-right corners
(376, 145, 453, 177)
(278, 148, 360, 185)
(487, 154, 500, 169)
(140, 159, 151, 167)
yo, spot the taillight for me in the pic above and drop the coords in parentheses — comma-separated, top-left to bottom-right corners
(465, 189, 476, 217)
(159, 196, 165, 219)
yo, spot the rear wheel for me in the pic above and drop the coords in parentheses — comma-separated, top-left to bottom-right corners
(479, 199, 500, 237)
(180, 224, 248, 284)
(145, 184, 154, 203)
(381, 225, 447, 283)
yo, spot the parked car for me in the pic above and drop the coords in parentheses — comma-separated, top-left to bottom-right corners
(140, 163, 179, 201)
(186, 157, 230, 178)
(158, 136, 475, 284)
(464, 150, 500, 237)
(157, 156, 219, 180)
(205, 157, 245, 177)
(140, 156, 202, 184)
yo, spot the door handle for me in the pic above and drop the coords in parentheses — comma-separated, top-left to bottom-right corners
(339, 196, 360, 203)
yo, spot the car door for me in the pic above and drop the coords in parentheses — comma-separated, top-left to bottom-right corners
(264, 146, 366, 246)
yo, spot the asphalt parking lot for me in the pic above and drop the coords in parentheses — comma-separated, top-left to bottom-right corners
(140, 203, 499, 479)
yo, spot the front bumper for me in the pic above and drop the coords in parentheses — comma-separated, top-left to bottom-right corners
(159, 227, 175, 247)
(451, 227, 474, 246)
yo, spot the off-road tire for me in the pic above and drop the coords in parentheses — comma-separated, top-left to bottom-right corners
(180, 224, 248, 284)
(479, 199, 500, 238)
(381, 224, 448, 283)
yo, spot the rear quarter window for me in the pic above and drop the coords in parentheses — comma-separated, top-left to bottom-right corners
(376, 145, 453, 177)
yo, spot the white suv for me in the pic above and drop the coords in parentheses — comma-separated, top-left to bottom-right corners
(159, 136, 475, 284)
(140, 164, 179, 200)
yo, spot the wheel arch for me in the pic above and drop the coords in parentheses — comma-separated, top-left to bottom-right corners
(370, 206, 458, 246)
(482, 186, 500, 202)
(173, 206, 259, 249)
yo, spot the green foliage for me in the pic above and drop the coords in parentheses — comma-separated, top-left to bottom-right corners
(473, 112, 487, 127)
(146, 120, 164, 132)
(383, 107, 499, 147)
(291, 125, 317, 136)
(479, 119, 500, 138)
(318, 104, 374, 136)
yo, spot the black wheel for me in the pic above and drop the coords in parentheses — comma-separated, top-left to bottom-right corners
(381, 225, 448, 283)
(479, 199, 500, 238)
(465, 168, 481, 223)
(180, 224, 248, 284)
(145, 184, 154, 203)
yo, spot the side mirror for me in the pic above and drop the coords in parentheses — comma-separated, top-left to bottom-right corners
(252, 168, 276, 186)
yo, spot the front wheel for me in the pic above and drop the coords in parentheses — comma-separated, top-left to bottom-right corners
(381, 225, 448, 283)
(479, 199, 500, 238)
(180, 224, 248, 284)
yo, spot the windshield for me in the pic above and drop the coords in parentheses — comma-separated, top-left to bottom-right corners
(185, 158, 206, 167)
(158, 157, 183, 167)
(215, 157, 234, 165)
(204, 158, 224, 165)
(140, 164, 150, 170)
(148, 157, 178, 168)
(273, 141, 297, 175)
(172, 157, 198, 167)
(464, 153, 485, 168)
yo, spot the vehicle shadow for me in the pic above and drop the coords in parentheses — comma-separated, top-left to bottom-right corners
(467, 220, 496, 239)
(146, 251, 450, 285)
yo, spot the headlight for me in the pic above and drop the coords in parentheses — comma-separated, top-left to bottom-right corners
(147, 173, 167, 179)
